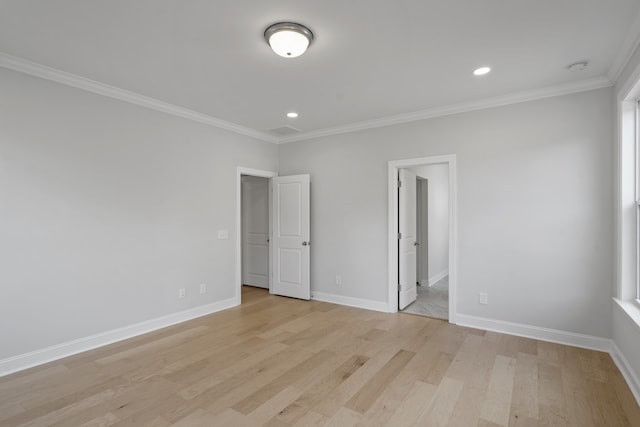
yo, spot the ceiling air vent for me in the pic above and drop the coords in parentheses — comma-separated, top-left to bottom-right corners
(267, 125, 302, 136)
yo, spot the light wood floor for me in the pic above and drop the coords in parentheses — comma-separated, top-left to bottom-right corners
(1, 286, 639, 427)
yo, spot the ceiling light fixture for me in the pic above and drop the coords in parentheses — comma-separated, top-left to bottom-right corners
(286, 112, 298, 118)
(473, 67, 491, 76)
(264, 22, 314, 58)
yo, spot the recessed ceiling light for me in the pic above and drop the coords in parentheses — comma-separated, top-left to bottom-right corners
(286, 112, 298, 118)
(473, 67, 491, 76)
(264, 22, 314, 58)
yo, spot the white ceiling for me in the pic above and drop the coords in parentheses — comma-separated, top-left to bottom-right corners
(1, 0, 639, 142)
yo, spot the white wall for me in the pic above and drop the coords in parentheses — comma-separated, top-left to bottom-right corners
(0, 68, 278, 361)
(612, 302, 640, 388)
(410, 164, 449, 285)
(279, 87, 614, 338)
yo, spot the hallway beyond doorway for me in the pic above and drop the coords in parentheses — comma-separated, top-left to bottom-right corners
(401, 276, 449, 320)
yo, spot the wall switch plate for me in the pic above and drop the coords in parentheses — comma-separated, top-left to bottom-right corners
(479, 292, 488, 305)
(199, 283, 206, 294)
(179, 288, 186, 299)
(217, 229, 229, 240)
(335, 275, 342, 285)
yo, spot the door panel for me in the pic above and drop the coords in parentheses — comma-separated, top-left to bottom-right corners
(279, 248, 302, 284)
(272, 174, 310, 300)
(242, 177, 269, 288)
(278, 183, 302, 236)
(399, 169, 417, 309)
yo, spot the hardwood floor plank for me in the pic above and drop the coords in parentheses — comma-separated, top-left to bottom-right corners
(610, 368, 640, 424)
(244, 386, 301, 425)
(355, 349, 442, 426)
(585, 378, 631, 427)
(414, 376, 464, 426)
(345, 349, 415, 413)
(268, 354, 369, 425)
(480, 355, 517, 426)
(232, 349, 334, 414)
(0, 365, 69, 400)
(420, 351, 454, 385)
(323, 407, 362, 427)
(176, 342, 288, 400)
(509, 352, 539, 425)
(376, 380, 437, 427)
(1, 376, 128, 426)
(95, 326, 208, 365)
(290, 411, 327, 427)
(538, 362, 569, 426)
(77, 412, 119, 427)
(312, 347, 400, 417)
(0, 287, 637, 427)
(445, 334, 497, 426)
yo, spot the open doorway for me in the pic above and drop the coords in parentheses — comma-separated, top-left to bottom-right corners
(241, 175, 270, 289)
(387, 155, 457, 323)
(401, 164, 450, 319)
(235, 167, 312, 305)
(235, 167, 277, 305)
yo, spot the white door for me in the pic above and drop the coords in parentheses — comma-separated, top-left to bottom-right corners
(242, 176, 269, 288)
(271, 174, 311, 300)
(399, 169, 417, 309)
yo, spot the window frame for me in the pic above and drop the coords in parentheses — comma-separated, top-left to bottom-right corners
(636, 100, 640, 305)
(618, 72, 640, 309)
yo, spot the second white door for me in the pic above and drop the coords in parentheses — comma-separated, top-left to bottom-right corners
(398, 169, 417, 309)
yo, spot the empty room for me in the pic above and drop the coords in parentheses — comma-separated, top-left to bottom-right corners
(2, 1, 640, 426)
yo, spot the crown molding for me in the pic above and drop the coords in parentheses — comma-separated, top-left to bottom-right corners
(0, 51, 614, 146)
(277, 76, 613, 144)
(0, 52, 278, 144)
(608, 9, 640, 84)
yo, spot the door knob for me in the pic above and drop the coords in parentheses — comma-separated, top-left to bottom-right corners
(414, 242, 419, 246)
(302, 241, 308, 246)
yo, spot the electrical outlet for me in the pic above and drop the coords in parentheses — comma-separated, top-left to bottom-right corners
(335, 275, 342, 285)
(479, 292, 488, 305)
(179, 288, 186, 299)
(199, 283, 207, 294)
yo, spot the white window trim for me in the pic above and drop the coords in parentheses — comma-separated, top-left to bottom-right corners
(637, 100, 640, 306)
(616, 64, 640, 319)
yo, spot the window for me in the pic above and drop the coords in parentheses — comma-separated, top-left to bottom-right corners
(616, 47, 640, 328)
(618, 80, 640, 305)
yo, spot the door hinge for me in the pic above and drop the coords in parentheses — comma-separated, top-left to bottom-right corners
(397, 179, 402, 188)
(398, 232, 402, 239)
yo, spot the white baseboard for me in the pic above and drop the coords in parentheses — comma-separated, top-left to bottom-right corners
(455, 314, 611, 352)
(312, 291, 389, 313)
(610, 340, 640, 406)
(428, 270, 449, 287)
(0, 297, 237, 377)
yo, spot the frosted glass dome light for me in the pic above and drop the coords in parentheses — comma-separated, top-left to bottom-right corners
(265, 22, 314, 58)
